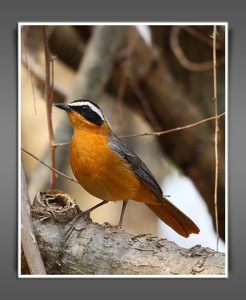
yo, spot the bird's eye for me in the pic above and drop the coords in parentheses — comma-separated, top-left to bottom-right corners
(81, 106, 88, 111)
(81, 106, 89, 112)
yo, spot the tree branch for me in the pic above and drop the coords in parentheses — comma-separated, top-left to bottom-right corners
(21, 147, 78, 184)
(212, 26, 220, 251)
(29, 190, 225, 276)
(21, 162, 46, 275)
(122, 112, 225, 138)
(42, 26, 56, 188)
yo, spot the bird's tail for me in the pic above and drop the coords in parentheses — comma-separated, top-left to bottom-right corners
(146, 197, 200, 238)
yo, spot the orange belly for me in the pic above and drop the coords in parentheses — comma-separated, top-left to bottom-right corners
(70, 129, 159, 204)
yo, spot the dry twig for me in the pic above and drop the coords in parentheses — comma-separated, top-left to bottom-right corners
(212, 26, 220, 251)
(122, 112, 225, 138)
(21, 108, 225, 187)
(42, 26, 56, 188)
(21, 148, 78, 184)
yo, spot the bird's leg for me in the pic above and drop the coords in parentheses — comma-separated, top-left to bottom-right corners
(64, 200, 109, 242)
(118, 200, 128, 227)
(84, 200, 109, 215)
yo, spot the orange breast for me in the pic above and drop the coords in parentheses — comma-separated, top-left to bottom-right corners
(70, 125, 160, 204)
(70, 128, 140, 201)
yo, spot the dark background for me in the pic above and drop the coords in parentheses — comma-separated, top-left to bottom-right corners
(0, 1, 245, 299)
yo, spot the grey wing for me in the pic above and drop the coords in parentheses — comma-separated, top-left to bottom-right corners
(108, 133, 164, 204)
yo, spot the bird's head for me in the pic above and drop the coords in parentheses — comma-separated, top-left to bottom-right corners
(55, 99, 108, 131)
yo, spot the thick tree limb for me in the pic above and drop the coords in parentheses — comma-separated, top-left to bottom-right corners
(21, 163, 46, 275)
(29, 190, 225, 276)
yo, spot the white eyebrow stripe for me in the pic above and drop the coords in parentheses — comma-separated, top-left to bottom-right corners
(69, 101, 105, 121)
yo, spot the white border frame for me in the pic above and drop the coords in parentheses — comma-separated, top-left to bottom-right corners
(18, 22, 228, 278)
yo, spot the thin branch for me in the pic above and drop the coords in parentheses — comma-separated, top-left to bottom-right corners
(212, 26, 219, 251)
(21, 162, 47, 275)
(53, 141, 71, 147)
(20, 108, 224, 188)
(21, 109, 224, 186)
(21, 148, 79, 184)
(50, 54, 56, 109)
(122, 112, 225, 138)
(42, 26, 56, 188)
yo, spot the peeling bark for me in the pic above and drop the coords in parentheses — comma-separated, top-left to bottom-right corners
(28, 190, 225, 276)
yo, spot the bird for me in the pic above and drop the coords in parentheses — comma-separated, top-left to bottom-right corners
(55, 99, 200, 238)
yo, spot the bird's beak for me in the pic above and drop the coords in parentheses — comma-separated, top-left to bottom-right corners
(54, 103, 71, 111)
